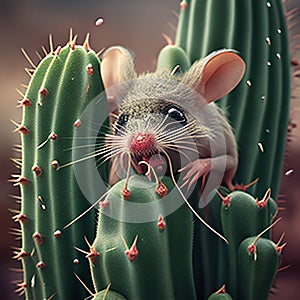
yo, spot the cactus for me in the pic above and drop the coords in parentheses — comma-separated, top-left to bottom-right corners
(12, 0, 295, 299)
(12, 34, 108, 298)
(89, 175, 197, 299)
(175, 0, 291, 199)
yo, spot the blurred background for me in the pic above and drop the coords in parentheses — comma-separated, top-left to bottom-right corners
(1, 0, 299, 298)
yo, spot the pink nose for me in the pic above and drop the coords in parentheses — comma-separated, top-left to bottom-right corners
(130, 133, 155, 153)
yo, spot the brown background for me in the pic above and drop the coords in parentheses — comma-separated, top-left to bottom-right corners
(1, 0, 300, 298)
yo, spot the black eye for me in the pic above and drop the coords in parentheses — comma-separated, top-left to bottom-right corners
(115, 113, 129, 134)
(162, 105, 187, 125)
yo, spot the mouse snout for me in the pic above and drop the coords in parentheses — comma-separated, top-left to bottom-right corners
(129, 132, 156, 154)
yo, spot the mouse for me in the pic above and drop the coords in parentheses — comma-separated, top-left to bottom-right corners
(100, 46, 245, 205)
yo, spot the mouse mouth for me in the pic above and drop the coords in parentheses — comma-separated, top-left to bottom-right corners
(131, 151, 167, 176)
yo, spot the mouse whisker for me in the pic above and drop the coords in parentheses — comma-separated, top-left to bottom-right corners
(57, 146, 124, 171)
(63, 142, 105, 152)
(162, 145, 193, 162)
(161, 149, 228, 244)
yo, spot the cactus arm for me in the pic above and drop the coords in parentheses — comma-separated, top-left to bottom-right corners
(90, 176, 196, 300)
(238, 237, 280, 300)
(19, 54, 55, 300)
(18, 40, 107, 299)
(156, 44, 190, 72)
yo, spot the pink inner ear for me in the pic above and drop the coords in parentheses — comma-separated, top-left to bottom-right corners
(204, 60, 245, 102)
(101, 48, 124, 91)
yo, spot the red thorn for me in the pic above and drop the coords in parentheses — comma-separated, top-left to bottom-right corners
(13, 250, 29, 260)
(55, 46, 62, 56)
(86, 247, 99, 264)
(14, 124, 30, 135)
(73, 119, 81, 127)
(18, 98, 32, 107)
(51, 160, 59, 169)
(32, 164, 43, 177)
(217, 190, 231, 207)
(97, 47, 105, 58)
(247, 244, 257, 255)
(32, 232, 44, 246)
(162, 33, 174, 45)
(276, 242, 287, 254)
(215, 284, 226, 294)
(36, 261, 45, 269)
(16, 281, 27, 289)
(235, 178, 259, 191)
(54, 229, 62, 237)
(71, 35, 78, 51)
(39, 87, 48, 98)
(156, 182, 168, 198)
(125, 237, 139, 261)
(14, 176, 30, 186)
(13, 213, 28, 223)
(83, 33, 91, 50)
(86, 63, 94, 75)
(100, 199, 110, 209)
(157, 215, 166, 231)
(122, 188, 130, 199)
(180, 0, 188, 10)
(256, 188, 271, 210)
(49, 132, 58, 140)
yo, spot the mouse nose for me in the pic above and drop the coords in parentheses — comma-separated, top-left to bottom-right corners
(129, 132, 156, 154)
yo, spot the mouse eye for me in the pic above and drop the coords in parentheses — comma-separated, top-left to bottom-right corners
(115, 113, 129, 134)
(162, 105, 187, 125)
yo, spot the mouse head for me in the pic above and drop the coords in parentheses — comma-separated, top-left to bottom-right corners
(101, 46, 245, 175)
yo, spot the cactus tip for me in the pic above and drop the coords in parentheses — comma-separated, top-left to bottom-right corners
(180, 1, 188, 10)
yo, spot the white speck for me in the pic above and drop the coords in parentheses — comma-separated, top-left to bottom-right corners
(95, 18, 104, 26)
(267, 61, 271, 66)
(261, 96, 266, 102)
(277, 29, 282, 34)
(73, 258, 80, 264)
(267, 2, 271, 8)
(276, 53, 281, 59)
(265, 129, 270, 133)
(258, 142, 264, 152)
(31, 274, 36, 288)
(285, 169, 294, 176)
(266, 37, 271, 46)
(246, 80, 252, 87)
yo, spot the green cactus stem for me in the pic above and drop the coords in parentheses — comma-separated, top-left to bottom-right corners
(14, 34, 107, 299)
(90, 175, 196, 300)
(175, 0, 291, 200)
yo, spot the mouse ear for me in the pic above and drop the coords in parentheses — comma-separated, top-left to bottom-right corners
(182, 50, 245, 103)
(101, 46, 137, 90)
(101, 46, 137, 119)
